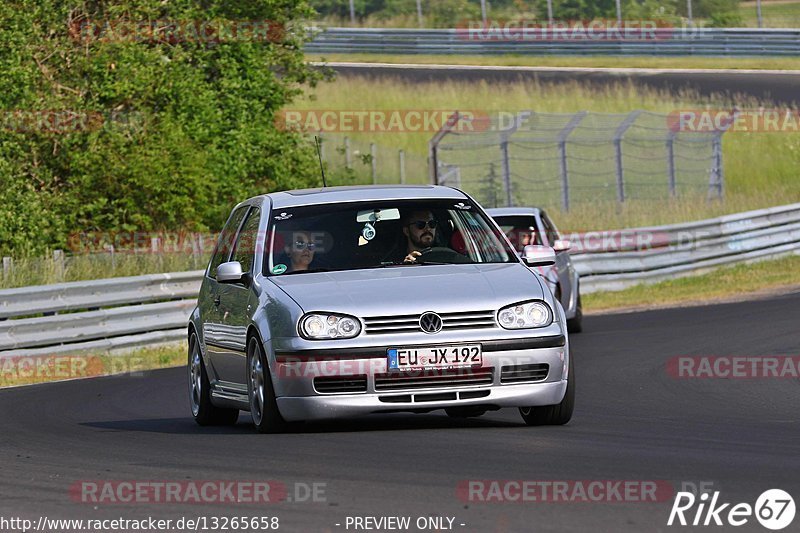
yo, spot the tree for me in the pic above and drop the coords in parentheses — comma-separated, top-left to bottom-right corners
(0, 0, 324, 256)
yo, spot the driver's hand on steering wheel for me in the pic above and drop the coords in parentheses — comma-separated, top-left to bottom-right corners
(403, 250, 422, 263)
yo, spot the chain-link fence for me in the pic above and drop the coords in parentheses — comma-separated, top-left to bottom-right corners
(431, 110, 724, 211)
(317, 133, 429, 186)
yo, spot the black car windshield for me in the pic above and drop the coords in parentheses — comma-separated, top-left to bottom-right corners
(264, 199, 516, 276)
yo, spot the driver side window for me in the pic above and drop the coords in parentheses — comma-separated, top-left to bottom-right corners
(231, 208, 261, 274)
(208, 206, 248, 279)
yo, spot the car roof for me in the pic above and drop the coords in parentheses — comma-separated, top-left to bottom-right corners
(260, 185, 468, 209)
(486, 207, 542, 217)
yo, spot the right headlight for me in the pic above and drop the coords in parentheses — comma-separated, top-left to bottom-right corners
(497, 301, 552, 329)
(299, 313, 362, 340)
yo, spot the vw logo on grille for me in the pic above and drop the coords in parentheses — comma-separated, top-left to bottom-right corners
(419, 312, 443, 334)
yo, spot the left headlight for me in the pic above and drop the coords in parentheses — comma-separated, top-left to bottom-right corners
(497, 301, 552, 329)
(299, 313, 362, 340)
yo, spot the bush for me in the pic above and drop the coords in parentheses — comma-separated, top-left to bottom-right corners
(0, 0, 324, 257)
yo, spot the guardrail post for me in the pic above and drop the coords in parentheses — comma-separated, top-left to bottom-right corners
(399, 149, 406, 184)
(557, 111, 587, 212)
(613, 110, 642, 204)
(2, 257, 11, 279)
(370, 142, 377, 184)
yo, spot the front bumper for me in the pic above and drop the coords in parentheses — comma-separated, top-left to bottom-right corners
(277, 379, 568, 421)
(270, 337, 569, 422)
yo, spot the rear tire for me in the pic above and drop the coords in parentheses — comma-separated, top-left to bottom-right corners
(247, 336, 289, 434)
(519, 354, 574, 426)
(189, 333, 239, 426)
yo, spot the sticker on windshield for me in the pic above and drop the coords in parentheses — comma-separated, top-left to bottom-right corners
(274, 212, 292, 220)
(362, 222, 376, 241)
(454, 202, 471, 210)
(272, 264, 288, 275)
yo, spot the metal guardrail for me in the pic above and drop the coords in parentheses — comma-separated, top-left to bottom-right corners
(0, 270, 203, 320)
(574, 202, 800, 292)
(0, 202, 799, 356)
(305, 27, 800, 56)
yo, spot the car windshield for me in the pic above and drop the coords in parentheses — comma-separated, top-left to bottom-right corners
(264, 199, 517, 276)
(492, 215, 543, 252)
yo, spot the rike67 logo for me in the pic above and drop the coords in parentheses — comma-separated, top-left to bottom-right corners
(668, 489, 795, 530)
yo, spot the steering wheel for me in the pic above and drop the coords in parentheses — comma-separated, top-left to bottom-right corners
(418, 246, 471, 264)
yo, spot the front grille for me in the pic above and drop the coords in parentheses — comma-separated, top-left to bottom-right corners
(374, 367, 494, 391)
(500, 363, 549, 384)
(313, 375, 367, 394)
(363, 310, 496, 335)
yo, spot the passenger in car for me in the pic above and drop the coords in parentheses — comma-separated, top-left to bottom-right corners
(285, 230, 317, 272)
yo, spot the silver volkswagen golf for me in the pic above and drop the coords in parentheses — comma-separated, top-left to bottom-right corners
(188, 185, 574, 432)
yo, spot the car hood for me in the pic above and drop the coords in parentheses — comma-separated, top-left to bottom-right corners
(268, 263, 544, 317)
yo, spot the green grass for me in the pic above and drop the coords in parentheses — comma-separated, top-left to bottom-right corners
(294, 75, 800, 231)
(585, 253, 800, 312)
(0, 343, 184, 388)
(0, 252, 208, 289)
(740, 0, 800, 27)
(308, 53, 800, 71)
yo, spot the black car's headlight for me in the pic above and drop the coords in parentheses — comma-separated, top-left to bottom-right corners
(299, 313, 362, 339)
(497, 301, 552, 329)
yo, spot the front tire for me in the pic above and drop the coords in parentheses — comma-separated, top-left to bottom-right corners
(519, 353, 574, 426)
(247, 336, 289, 434)
(567, 290, 583, 334)
(189, 333, 239, 426)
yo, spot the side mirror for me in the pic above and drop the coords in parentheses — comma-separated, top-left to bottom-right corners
(216, 261, 244, 283)
(553, 239, 571, 252)
(522, 245, 556, 267)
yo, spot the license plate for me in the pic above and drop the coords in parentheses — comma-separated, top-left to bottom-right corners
(387, 345, 482, 371)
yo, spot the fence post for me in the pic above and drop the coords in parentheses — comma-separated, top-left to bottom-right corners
(344, 136, 351, 169)
(370, 142, 377, 184)
(556, 111, 587, 212)
(428, 111, 461, 185)
(666, 131, 677, 197)
(399, 149, 406, 184)
(613, 110, 642, 204)
(104, 244, 116, 270)
(498, 111, 531, 207)
(52, 249, 65, 281)
(710, 133, 725, 199)
(500, 139, 512, 207)
(487, 162, 498, 208)
(2, 257, 12, 279)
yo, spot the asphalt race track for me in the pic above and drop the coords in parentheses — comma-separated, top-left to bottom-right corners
(1, 293, 799, 532)
(325, 62, 800, 106)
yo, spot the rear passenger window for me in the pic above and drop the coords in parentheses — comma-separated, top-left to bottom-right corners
(208, 206, 248, 278)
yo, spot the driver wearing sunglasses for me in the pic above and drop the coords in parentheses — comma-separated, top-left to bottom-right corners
(402, 210, 439, 263)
